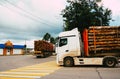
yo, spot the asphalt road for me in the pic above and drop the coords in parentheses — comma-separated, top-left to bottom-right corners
(0, 55, 120, 79)
(41, 65, 120, 79)
(0, 55, 55, 71)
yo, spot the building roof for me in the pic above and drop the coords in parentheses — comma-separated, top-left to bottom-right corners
(5, 40, 13, 46)
(13, 45, 25, 49)
(0, 44, 25, 49)
(0, 44, 5, 48)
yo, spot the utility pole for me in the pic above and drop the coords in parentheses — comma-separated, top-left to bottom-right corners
(25, 40, 27, 54)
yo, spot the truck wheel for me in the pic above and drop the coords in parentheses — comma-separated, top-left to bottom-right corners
(64, 57, 74, 67)
(103, 58, 117, 67)
(42, 54, 45, 58)
(36, 56, 41, 58)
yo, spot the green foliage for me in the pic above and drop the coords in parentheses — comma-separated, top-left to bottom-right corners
(42, 33, 56, 44)
(96, 0, 102, 2)
(50, 37, 55, 44)
(42, 33, 51, 41)
(62, 0, 112, 32)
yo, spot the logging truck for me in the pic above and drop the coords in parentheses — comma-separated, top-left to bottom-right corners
(34, 40, 54, 58)
(56, 26, 120, 67)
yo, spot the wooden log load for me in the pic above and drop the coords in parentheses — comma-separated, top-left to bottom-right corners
(34, 40, 54, 52)
(87, 26, 120, 56)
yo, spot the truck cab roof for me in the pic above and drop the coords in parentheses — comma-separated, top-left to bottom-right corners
(59, 28, 79, 38)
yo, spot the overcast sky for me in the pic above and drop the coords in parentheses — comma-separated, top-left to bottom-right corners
(0, 0, 120, 48)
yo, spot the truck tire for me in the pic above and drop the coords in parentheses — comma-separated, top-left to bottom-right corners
(36, 56, 41, 58)
(42, 53, 46, 58)
(103, 57, 117, 67)
(64, 57, 74, 67)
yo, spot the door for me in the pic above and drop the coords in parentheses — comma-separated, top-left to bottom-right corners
(56, 37, 68, 65)
(7, 49, 10, 55)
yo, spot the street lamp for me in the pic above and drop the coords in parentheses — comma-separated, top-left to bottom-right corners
(98, 17, 102, 26)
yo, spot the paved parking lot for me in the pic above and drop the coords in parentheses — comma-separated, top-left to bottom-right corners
(0, 55, 120, 79)
(41, 62, 120, 79)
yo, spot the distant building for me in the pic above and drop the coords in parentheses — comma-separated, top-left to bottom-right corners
(0, 40, 25, 55)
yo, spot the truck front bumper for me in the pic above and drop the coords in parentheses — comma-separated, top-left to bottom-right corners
(57, 61, 63, 65)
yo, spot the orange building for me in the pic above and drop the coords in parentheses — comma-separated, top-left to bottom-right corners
(0, 40, 25, 55)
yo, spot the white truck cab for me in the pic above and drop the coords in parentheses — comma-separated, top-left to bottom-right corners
(56, 28, 81, 65)
(56, 28, 119, 67)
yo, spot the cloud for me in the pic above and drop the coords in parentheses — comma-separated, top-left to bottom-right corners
(102, 0, 120, 26)
(102, 0, 120, 16)
(0, 0, 120, 47)
(0, 0, 64, 47)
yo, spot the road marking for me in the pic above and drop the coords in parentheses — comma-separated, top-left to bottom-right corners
(0, 75, 40, 79)
(9, 70, 54, 73)
(0, 61, 61, 79)
(0, 72, 49, 76)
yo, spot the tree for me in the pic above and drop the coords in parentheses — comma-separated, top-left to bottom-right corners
(96, 0, 102, 2)
(50, 37, 55, 44)
(62, 0, 112, 32)
(42, 33, 56, 44)
(42, 33, 51, 41)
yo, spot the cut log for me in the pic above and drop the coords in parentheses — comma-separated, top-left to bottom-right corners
(87, 26, 120, 56)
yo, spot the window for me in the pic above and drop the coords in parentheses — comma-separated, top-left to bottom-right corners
(59, 38, 67, 47)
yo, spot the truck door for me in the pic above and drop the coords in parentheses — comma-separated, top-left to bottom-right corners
(57, 37, 68, 54)
(56, 37, 68, 64)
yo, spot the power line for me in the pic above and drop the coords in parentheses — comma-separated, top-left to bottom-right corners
(0, 0, 56, 27)
(4, 0, 57, 25)
(4, 0, 56, 27)
(0, 2, 39, 23)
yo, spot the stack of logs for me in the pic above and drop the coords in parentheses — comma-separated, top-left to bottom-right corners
(88, 26, 120, 56)
(34, 40, 54, 52)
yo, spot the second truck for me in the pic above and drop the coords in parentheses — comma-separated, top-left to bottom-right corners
(56, 26, 120, 67)
(34, 40, 54, 58)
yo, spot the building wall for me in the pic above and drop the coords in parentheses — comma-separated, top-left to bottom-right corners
(13, 49, 22, 55)
(0, 41, 25, 55)
(0, 49, 3, 55)
(0, 49, 23, 55)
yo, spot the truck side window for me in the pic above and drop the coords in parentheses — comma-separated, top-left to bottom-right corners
(59, 38, 67, 47)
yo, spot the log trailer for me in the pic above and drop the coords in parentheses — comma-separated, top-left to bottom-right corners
(56, 26, 120, 67)
(34, 40, 54, 58)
